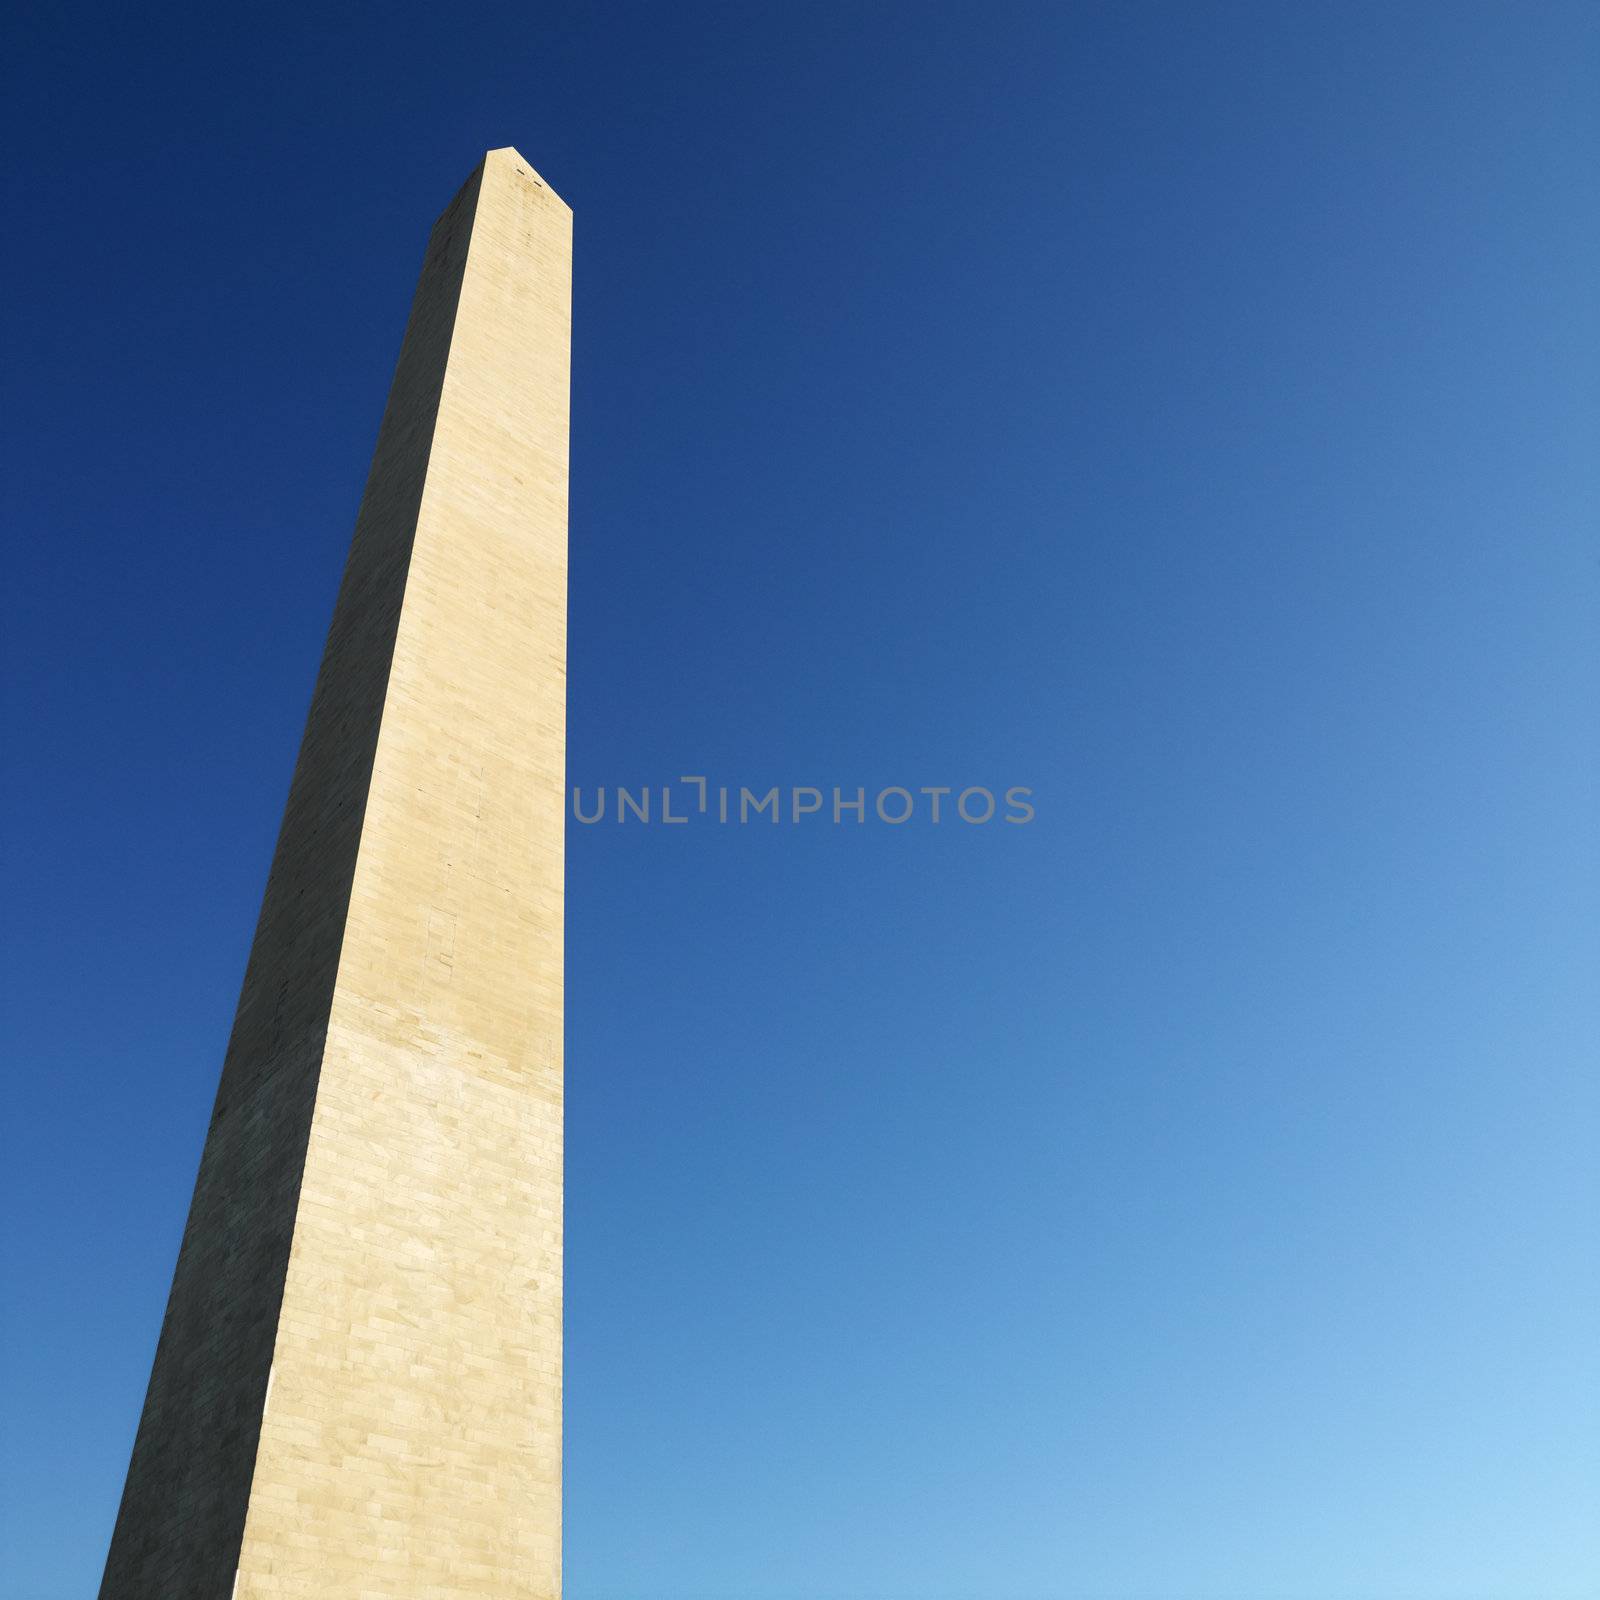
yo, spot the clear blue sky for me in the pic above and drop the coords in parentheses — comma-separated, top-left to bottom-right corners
(2, 4, 1596, 1597)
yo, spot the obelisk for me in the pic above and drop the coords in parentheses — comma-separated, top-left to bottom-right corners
(100, 148, 570, 1597)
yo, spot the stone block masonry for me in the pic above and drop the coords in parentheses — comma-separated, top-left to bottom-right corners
(100, 147, 570, 1598)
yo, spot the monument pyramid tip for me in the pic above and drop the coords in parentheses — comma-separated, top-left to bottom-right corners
(485, 146, 569, 209)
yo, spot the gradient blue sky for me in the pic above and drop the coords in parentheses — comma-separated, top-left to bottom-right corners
(2, 5, 1596, 1597)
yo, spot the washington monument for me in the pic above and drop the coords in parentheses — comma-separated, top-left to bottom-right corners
(100, 149, 571, 1596)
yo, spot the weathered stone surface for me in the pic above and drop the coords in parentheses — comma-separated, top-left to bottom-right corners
(100, 148, 570, 1598)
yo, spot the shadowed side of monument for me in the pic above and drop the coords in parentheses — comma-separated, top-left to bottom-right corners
(100, 149, 570, 1599)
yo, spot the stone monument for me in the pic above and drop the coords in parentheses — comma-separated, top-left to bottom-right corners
(100, 147, 570, 1598)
